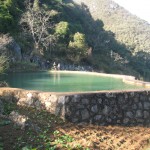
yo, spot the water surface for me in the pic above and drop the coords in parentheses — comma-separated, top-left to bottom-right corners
(1, 71, 143, 92)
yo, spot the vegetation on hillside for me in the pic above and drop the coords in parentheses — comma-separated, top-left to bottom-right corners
(0, 35, 9, 75)
(0, 0, 150, 79)
(17, 0, 90, 64)
(0, 55, 8, 74)
(0, 0, 23, 76)
(0, 0, 23, 33)
(0, 51, 8, 86)
(71, 0, 150, 78)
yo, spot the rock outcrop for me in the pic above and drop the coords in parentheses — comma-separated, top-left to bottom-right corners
(0, 34, 22, 61)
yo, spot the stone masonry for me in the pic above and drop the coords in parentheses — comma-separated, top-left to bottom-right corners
(0, 88, 150, 126)
(65, 92, 150, 126)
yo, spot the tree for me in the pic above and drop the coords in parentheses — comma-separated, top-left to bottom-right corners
(33, 0, 40, 11)
(68, 32, 88, 62)
(55, 21, 69, 38)
(0, 34, 11, 74)
(0, 49, 9, 86)
(0, 55, 8, 74)
(20, 1, 56, 55)
(0, 0, 22, 33)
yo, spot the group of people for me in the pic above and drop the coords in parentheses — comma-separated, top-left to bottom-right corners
(53, 62, 60, 70)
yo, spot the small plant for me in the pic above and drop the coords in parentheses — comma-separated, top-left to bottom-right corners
(22, 146, 37, 150)
(52, 130, 75, 148)
(60, 134, 74, 143)
(53, 130, 60, 135)
(3, 102, 16, 115)
(1, 106, 91, 150)
(0, 120, 11, 126)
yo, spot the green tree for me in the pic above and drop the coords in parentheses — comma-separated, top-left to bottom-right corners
(0, 0, 22, 33)
(55, 21, 69, 42)
(0, 55, 8, 74)
(68, 32, 88, 62)
(0, 54, 8, 87)
(33, 0, 40, 11)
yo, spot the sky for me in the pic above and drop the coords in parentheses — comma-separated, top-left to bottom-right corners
(113, 0, 150, 23)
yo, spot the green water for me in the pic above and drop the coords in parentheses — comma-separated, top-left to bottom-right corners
(1, 71, 143, 92)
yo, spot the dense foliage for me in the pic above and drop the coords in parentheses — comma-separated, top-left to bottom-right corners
(71, 0, 150, 77)
(0, 55, 8, 74)
(0, 0, 23, 33)
(0, 0, 150, 79)
(68, 32, 88, 62)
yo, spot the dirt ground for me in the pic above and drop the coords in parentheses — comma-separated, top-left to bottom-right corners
(58, 124, 150, 150)
(0, 105, 150, 150)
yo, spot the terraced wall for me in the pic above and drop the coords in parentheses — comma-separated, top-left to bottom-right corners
(0, 88, 150, 126)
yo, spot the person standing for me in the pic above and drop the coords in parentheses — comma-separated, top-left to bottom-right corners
(53, 62, 56, 70)
(57, 63, 60, 70)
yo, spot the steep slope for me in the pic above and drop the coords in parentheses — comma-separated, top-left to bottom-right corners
(68, 0, 150, 78)
(72, 0, 150, 54)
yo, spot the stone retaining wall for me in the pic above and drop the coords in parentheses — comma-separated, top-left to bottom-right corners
(0, 88, 150, 126)
(65, 91, 150, 126)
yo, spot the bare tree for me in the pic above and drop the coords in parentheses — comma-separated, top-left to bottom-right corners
(20, 1, 57, 55)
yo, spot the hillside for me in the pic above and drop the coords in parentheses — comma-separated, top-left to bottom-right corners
(68, 0, 150, 79)
(0, 0, 150, 80)
(72, 0, 150, 54)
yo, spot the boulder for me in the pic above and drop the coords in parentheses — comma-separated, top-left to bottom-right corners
(144, 111, 149, 119)
(136, 110, 143, 118)
(94, 115, 102, 121)
(143, 102, 150, 110)
(126, 111, 134, 118)
(91, 105, 98, 113)
(102, 106, 110, 115)
(81, 109, 90, 120)
(9, 111, 28, 129)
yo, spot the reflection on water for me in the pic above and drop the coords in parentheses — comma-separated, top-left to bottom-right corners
(53, 72, 60, 85)
(1, 71, 144, 92)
